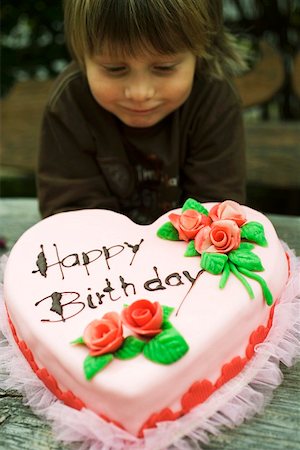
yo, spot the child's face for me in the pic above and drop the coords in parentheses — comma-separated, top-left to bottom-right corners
(85, 50, 196, 128)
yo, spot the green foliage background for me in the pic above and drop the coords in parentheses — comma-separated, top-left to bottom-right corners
(1, 1, 69, 97)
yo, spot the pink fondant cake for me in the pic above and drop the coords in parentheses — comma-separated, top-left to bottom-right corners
(3, 199, 289, 436)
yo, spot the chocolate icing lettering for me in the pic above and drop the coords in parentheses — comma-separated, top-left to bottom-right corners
(103, 279, 121, 301)
(124, 239, 144, 265)
(32, 241, 143, 280)
(176, 270, 204, 317)
(96, 292, 105, 304)
(119, 276, 136, 297)
(34, 266, 199, 323)
(33, 245, 48, 277)
(103, 245, 125, 269)
(50, 292, 63, 317)
(32, 244, 64, 279)
(35, 291, 85, 322)
(144, 267, 196, 292)
(87, 288, 97, 309)
(144, 266, 167, 291)
(165, 273, 184, 287)
(33, 237, 201, 323)
(182, 270, 198, 284)
(32, 244, 66, 280)
(62, 253, 80, 268)
(82, 250, 102, 275)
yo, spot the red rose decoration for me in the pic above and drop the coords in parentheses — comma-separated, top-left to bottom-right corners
(209, 200, 246, 227)
(169, 209, 211, 241)
(209, 219, 241, 253)
(83, 312, 124, 356)
(121, 299, 163, 337)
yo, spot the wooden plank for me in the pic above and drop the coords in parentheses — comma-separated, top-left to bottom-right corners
(245, 121, 300, 188)
(234, 40, 285, 108)
(268, 213, 300, 252)
(0, 79, 53, 172)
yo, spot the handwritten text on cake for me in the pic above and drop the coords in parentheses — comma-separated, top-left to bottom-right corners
(32, 241, 200, 322)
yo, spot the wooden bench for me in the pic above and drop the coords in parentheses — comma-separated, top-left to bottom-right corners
(245, 122, 300, 188)
(245, 121, 300, 215)
(234, 39, 285, 108)
(1, 79, 54, 173)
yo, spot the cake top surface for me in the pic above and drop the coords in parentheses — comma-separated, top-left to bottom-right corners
(3, 199, 289, 435)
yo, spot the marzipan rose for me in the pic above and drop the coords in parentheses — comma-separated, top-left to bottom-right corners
(195, 220, 241, 254)
(194, 226, 212, 253)
(121, 299, 163, 337)
(209, 219, 241, 253)
(83, 312, 124, 356)
(169, 209, 211, 241)
(209, 200, 246, 226)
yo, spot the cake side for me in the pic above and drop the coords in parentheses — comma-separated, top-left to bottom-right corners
(3, 202, 289, 435)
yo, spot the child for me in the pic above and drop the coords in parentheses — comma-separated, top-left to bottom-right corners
(38, 0, 247, 224)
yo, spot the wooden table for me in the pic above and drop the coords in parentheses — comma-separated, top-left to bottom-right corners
(0, 199, 299, 450)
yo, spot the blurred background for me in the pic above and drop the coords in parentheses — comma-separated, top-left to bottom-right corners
(1, 0, 300, 214)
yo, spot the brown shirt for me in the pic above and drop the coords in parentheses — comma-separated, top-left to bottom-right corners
(38, 61, 246, 224)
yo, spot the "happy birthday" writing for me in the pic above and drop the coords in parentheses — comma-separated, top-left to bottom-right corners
(32, 241, 200, 323)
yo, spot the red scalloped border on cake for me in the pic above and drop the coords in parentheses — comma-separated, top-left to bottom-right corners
(6, 298, 277, 437)
(6, 313, 86, 411)
(139, 303, 275, 436)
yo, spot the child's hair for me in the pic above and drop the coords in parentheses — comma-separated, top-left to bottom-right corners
(63, 0, 246, 79)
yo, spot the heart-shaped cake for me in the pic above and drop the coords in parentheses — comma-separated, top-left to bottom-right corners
(3, 199, 289, 437)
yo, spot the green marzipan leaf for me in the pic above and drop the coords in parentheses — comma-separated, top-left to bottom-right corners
(228, 262, 255, 299)
(184, 240, 200, 257)
(219, 261, 230, 289)
(157, 222, 180, 240)
(229, 249, 264, 272)
(114, 336, 145, 360)
(182, 198, 209, 216)
(201, 252, 228, 275)
(143, 328, 189, 364)
(83, 353, 113, 380)
(162, 305, 174, 322)
(161, 320, 173, 330)
(241, 222, 268, 247)
(236, 266, 273, 306)
(238, 242, 255, 251)
(71, 336, 85, 345)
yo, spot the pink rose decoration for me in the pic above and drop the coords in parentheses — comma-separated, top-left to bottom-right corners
(195, 220, 241, 254)
(121, 299, 163, 337)
(194, 226, 213, 253)
(209, 200, 246, 227)
(209, 219, 241, 253)
(169, 209, 211, 241)
(83, 312, 124, 356)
